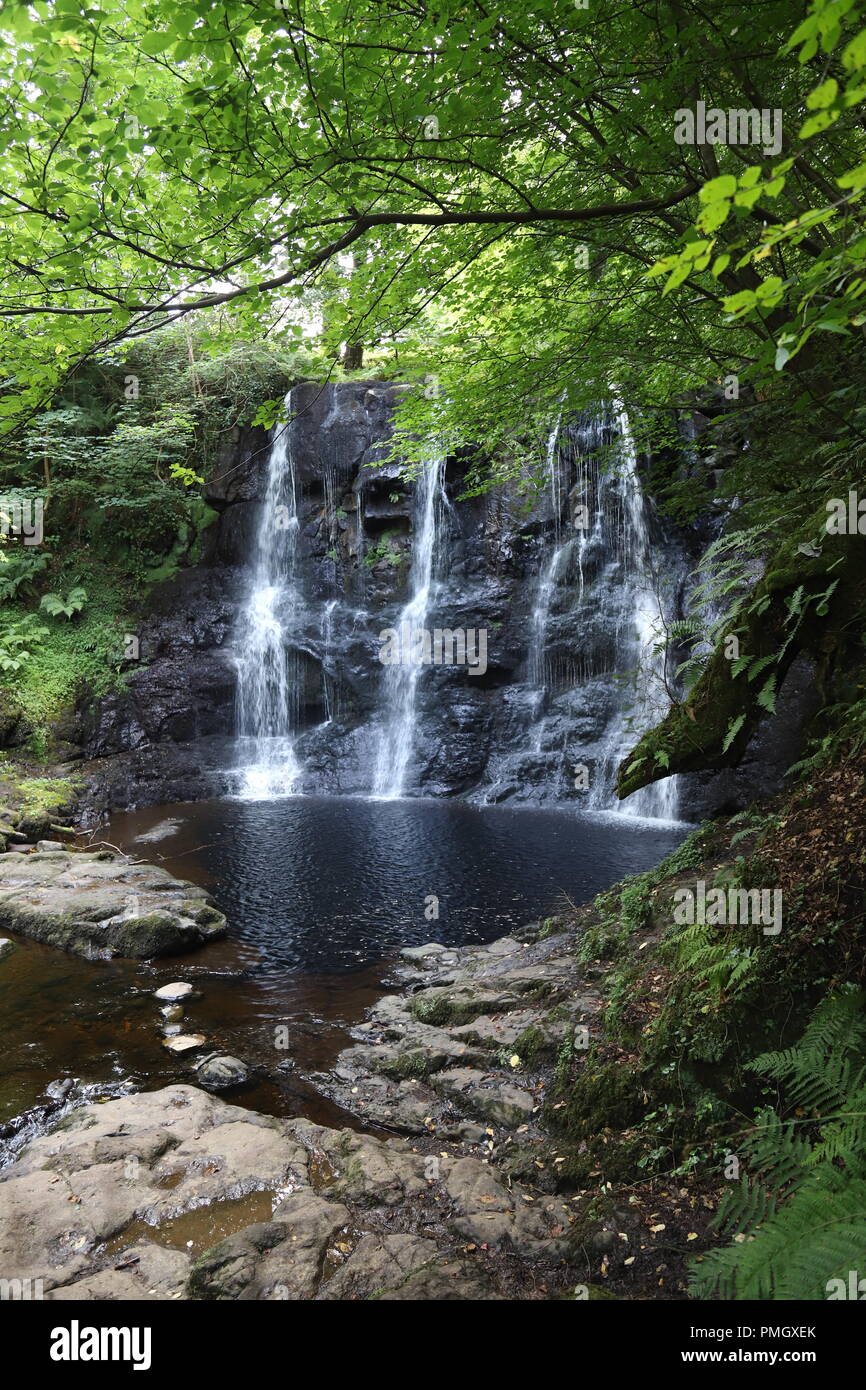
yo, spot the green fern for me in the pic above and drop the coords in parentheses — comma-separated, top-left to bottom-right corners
(39, 585, 87, 620)
(690, 990, 866, 1300)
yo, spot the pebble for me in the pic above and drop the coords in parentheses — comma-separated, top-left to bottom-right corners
(154, 982, 195, 1001)
(162, 1034, 207, 1054)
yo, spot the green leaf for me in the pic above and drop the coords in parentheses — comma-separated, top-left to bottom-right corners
(723, 714, 746, 753)
(699, 175, 737, 204)
(806, 78, 839, 110)
(140, 32, 176, 56)
(842, 26, 866, 70)
(800, 109, 839, 139)
(757, 676, 777, 714)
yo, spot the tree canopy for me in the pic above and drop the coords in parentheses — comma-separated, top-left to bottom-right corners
(2, 0, 866, 790)
(0, 0, 864, 437)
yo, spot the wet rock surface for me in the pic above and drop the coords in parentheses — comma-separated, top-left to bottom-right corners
(56, 380, 806, 820)
(0, 1082, 580, 1301)
(0, 921, 680, 1300)
(310, 927, 599, 1139)
(0, 849, 227, 959)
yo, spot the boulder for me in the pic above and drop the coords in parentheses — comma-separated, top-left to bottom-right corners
(0, 851, 227, 959)
(194, 1055, 250, 1090)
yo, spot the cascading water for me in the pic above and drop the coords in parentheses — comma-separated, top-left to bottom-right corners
(527, 419, 574, 754)
(233, 389, 303, 798)
(371, 453, 445, 799)
(223, 380, 685, 817)
(528, 419, 566, 690)
(474, 403, 683, 820)
(320, 597, 338, 724)
(584, 405, 679, 821)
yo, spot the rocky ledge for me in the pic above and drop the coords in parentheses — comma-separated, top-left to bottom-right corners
(0, 1083, 580, 1301)
(0, 848, 227, 959)
(309, 929, 601, 1138)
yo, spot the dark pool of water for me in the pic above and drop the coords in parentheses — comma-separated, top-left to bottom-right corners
(0, 796, 685, 1132)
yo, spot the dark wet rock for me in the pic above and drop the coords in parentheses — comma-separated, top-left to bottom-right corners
(56, 381, 809, 820)
(194, 1055, 251, 1090)
(0, 850, 227, 959)
(17, 814, 54, 842)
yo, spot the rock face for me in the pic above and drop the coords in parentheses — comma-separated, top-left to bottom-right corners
(310, 927, 600, 1138)
(0, 849, 227, 959)
(0, 1083, 579, 1301)
(65, 381, 809, 820)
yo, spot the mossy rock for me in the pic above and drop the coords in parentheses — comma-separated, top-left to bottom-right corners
(549, 1059, 649, 1139)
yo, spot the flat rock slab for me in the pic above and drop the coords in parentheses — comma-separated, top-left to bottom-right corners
(430, 1067, 538, 1127)
(0, 850, 227, 959)
(0, 1085, 575, 1300)
(312, 925, 592, 1139)
(399, 942, 446, 961)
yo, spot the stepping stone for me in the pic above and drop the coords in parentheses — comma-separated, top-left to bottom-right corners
(162, 1034, 207, 1054)
(0, 938, 14, 958)
(154, 982, 195, 1001)
(195, 1055, 250, 1089)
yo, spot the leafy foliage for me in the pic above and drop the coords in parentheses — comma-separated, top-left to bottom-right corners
(0, 614, 49, 674)
(40, 586, 87, 620)
(690, 990, 866, 1300)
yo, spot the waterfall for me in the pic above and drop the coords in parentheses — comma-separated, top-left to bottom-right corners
(321, 597, 338, 723)
(528, 419, 567, 695)
(527, 420, 575, 759)
(221, 381, 687, 817)
(371, 453, 445, 799)
(233, 389, 303, 798)
(473, 402, 682, 820)
(585, 404, 679, 821)
(529, 543, 567, 692)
